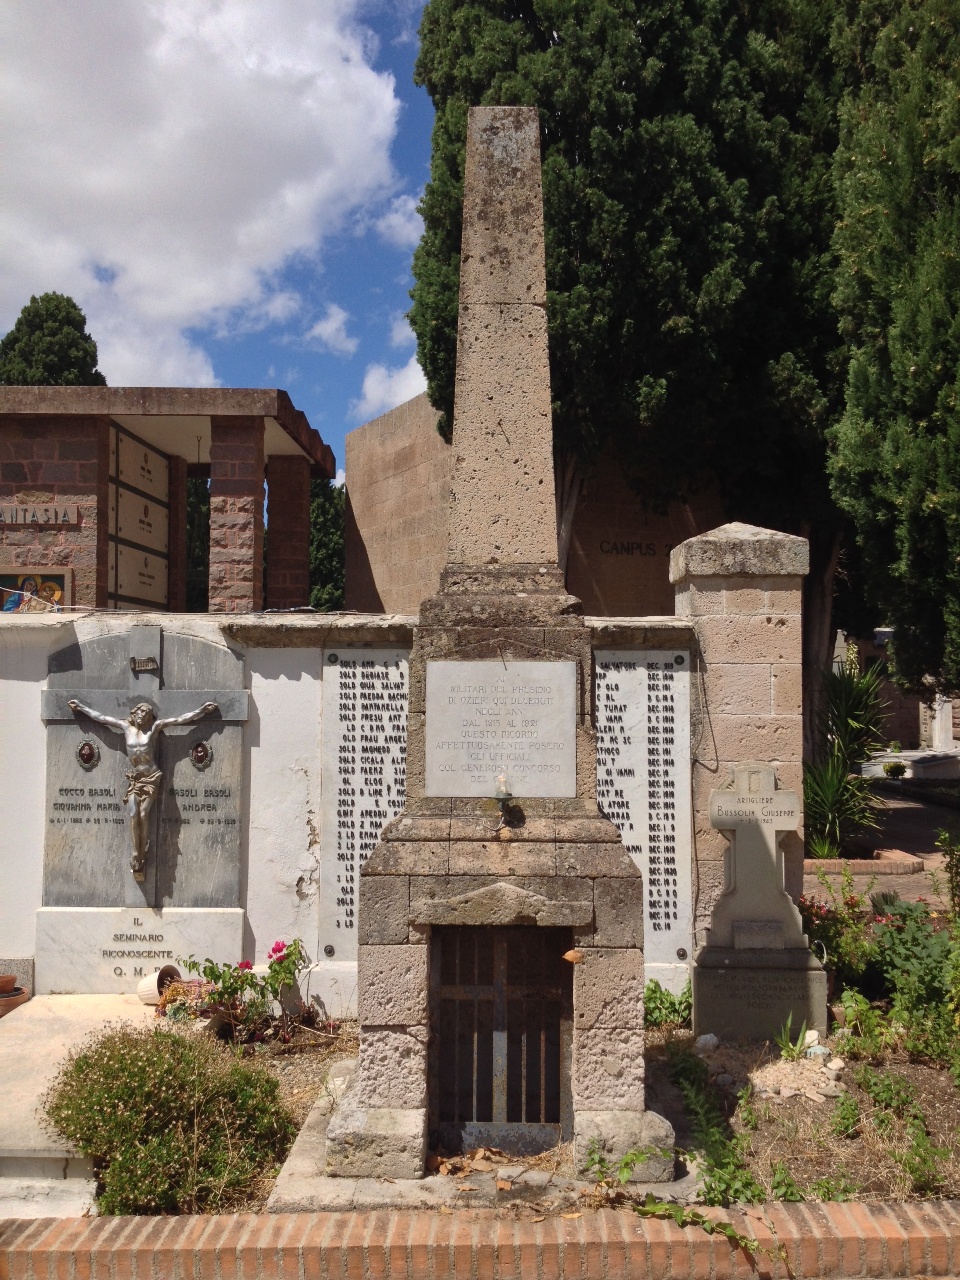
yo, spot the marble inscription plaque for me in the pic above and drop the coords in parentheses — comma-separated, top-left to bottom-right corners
(35, 906, 244, 995)
(117, 433, 169, 500)
(116, 487, 169, 554)
(319, 649, 407, 967)
(425, 661, 576, 798)
(595, 650, 692, 993)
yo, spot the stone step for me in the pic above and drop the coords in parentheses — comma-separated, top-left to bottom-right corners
(0, 1176, 96, 1218)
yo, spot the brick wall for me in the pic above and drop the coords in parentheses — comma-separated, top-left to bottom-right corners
(3, 1202, 959, 1278)
(209, 416, 265, 613)
(0, 414, 110, 607)
(265, 453, 311, 609)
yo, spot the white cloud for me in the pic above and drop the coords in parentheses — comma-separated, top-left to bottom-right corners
(350, 353, 426, 421)
(334, 468, 346, 488)
(305, 303, 358, 356)
(389, 313, 416, 348)
(374, 194, 423, 249)
(0, 0, 400, 383)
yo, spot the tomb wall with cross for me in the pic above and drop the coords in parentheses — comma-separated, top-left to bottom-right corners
(41, 624, 248, 910)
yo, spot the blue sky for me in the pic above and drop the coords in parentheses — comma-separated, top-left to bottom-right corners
(0, 1, 435, 478)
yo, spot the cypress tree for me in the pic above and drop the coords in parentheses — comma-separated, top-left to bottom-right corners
(829, 0, 960, 693)
(0, 293, 106, 386)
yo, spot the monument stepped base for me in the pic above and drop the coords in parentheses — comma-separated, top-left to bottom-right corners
(3, 1203, 960, 1277)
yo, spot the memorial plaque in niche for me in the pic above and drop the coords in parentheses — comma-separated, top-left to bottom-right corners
(319, 649, 408, 962)
(117, 488, 169, 554)
(117, 432, 169, 501)
(425, 661, 576, 798)
(595, 650, 692, 993)
(116, 542, 168, 605)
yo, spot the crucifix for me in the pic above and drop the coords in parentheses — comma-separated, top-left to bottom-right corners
(707, 763, 806, 951)
(66, 696, 219, 881)
(41, 624, 249, 907)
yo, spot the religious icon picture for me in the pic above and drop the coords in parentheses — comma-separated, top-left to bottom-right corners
(0, 569, 71, 613)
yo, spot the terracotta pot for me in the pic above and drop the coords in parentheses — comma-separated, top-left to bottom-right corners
(0, 975, 16, 995)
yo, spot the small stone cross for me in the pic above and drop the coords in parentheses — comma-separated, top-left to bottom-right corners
(707, 764, 806, 950)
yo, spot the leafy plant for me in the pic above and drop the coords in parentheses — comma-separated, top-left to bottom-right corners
(872, 901, 952, 1012)
(818, 648, 888, 772)
(799, 867, 879, 987)
(583, 1138, 666, 1186)
(804, 750, 881, 856)
(935, 829, 960, 918)
(774, 1013, 808, 1062)
(770, 1161, 804, 1201)
(665, 1046, 764, 1206)
(181, 938, 310, 1040)
(837, 989, 887, 1060)
(809, 1174, 857, 1201)
(830, 1093, 861, 1139)
(644, 979, 692, 1029)
(882, 761, 907, 778)
(43, 1026, 294, 1214)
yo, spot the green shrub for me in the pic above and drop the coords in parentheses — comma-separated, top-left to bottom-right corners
(43, 1025, 295, 1214)
(873, 900, 952, 1011)
(644, 979, 692, 1029)
(799, 868, 879, 988)
(819, 648, 887, 771)
(803, 751, 881, 856)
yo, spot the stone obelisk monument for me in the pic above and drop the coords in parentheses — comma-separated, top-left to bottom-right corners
(327, 107, 670, 1180)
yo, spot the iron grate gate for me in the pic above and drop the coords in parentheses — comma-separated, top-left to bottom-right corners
(430, 926, 573, 1155)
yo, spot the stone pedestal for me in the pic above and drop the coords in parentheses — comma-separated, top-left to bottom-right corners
(692, 947, 827, 1041)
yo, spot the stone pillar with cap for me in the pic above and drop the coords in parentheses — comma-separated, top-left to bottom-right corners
(669, 522, 826, 1038)
(325, 106, 669, 1183)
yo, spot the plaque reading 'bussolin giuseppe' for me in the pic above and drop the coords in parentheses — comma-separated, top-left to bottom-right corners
(425, 660, 576, 798)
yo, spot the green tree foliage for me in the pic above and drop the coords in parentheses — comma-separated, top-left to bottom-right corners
(411, 0, 841, 534)
(0, 293, 106, 386)
(309, 479, 345, 611)
(829, 0, 960, 694)
(185, 477, 210, 612)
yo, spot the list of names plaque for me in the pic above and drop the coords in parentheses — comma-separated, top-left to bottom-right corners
(595, 649, 692, 992)
(320, 649, 408, 962)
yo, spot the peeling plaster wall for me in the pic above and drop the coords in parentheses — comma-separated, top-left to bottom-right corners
(245, 646, 323, 963)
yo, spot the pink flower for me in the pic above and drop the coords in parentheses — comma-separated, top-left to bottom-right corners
(269, 940, 287, 958)
(237, 960, 253, 971)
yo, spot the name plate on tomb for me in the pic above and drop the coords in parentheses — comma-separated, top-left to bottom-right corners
(35, 906, 244, 995)
(595, 650, 692, 993)
(425, 661, 576, 798)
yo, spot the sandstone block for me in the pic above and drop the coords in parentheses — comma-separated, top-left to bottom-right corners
(669, 523, 809, 583)
(557, 842, 639, 878)
(572, 1026, 645, 1110)
(708, 664, 772, 716)
(574, 1109, 675, 1183)
(325, 1087, 426, 1179)
(448, 840, 556, 877)
(695, 613, 802, 665)
(363, 840, 450, 876)
(574, 948, 644, 1028)
(709, 714, 803, 764)
(357, 945, 428, 1025)
(593, 877, 644, 948)
(772, 663, 803, 716)
(357, 1026, 428, 1109)
(358, 876, 410, 946)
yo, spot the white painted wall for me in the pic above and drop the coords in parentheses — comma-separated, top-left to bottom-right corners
(245, 647, 323, 964)
(0, 625, 55, 959)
